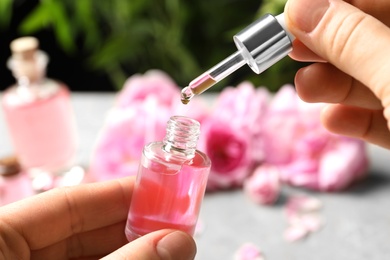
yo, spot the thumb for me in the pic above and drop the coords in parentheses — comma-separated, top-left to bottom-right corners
(284, 0, 390, 102)
(102, 230, 196, 260)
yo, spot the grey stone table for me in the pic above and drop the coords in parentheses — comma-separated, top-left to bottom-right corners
(1, 92, 390, 260)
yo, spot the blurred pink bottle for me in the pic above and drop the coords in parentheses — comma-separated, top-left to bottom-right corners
(125, 116, 211, 241)
(1, 37, 78, 176)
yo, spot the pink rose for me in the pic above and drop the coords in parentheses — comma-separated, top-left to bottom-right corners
(200, 118, 253, 189)
(89, 102, 171, 181)
(116, 69, 210, 122)
(261, 85, 369, 191)
(90, 71, 170, 181)
(243, 164, 280, 205)
(199, 82, 269, 190)
(117, 70, 180, 108)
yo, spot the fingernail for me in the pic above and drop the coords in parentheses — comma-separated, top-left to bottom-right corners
(286, 0, 330, 33)
(156, 231, 197, 260)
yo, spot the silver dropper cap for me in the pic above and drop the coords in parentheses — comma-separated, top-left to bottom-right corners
(181, 13, 294, 104)
(233, 13, 293, 74)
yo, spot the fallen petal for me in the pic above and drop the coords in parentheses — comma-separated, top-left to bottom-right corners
(301, 213, 325, 232)
(284, 224, 309, 242)
(300, 196, 323, 213)
(285, 195, 322, 218)
(234, 243, 265, 260)
(244, 165, 280, 205)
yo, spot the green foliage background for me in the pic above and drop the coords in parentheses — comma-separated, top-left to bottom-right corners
(0, 0, 302, 91)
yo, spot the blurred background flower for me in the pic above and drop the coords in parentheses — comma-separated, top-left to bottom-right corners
(89, 70, 369, 195)
(199, 82, 269, 190)
(243, 164, 280, 205)
(0, 0, 304, 93)
(260, 85, 369, 192)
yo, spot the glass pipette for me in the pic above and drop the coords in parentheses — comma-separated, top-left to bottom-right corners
(181, 13, 295, 104)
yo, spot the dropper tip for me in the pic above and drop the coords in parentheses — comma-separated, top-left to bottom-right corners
(181, 99, 190, 105)
(180, 86, 194, 105)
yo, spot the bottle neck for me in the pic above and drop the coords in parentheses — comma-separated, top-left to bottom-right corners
(163, 116, 200, 159)
(7, 50, 48, 85)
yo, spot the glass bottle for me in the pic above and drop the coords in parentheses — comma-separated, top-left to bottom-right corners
(125, 115, 211, 241)
(1, 37, 78, 178)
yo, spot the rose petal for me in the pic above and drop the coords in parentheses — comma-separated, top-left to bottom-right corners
(300, 197, 323, 213)
(284, 224, 309, 242)
(300, 213, 324, 232)
(234, 243, 265, 260)
(244, 165, 280, 205)
(285, 195, 322, 217)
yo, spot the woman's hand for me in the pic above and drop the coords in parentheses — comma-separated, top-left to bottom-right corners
(285, 0, 390, 148)
(0, 177, 196, 259)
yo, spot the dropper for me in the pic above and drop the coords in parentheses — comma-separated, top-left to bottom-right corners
(181, 13, 295, 104)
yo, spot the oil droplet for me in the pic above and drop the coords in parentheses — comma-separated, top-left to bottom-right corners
(180, 86, 194, 105)
(181, 98, 190, 105)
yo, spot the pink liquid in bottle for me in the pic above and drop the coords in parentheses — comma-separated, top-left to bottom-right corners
(125, 116, 211, 241)
(2, 82, 77, 173)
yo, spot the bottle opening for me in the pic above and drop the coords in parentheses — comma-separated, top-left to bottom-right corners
(163, 116, 200, 158)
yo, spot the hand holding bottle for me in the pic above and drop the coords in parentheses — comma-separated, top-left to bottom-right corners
(284, 0, 390, 149)
(0, 177, 196, 260)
